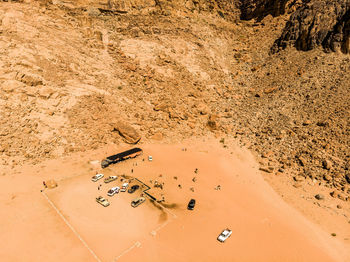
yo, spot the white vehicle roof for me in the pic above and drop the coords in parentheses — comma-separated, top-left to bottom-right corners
(122, 182, 128, 186)
(111, 186, 119, 190)
(222, 229, 231, 235)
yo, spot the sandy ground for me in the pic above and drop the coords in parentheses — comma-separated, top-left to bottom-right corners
(0, 139, 349, 262)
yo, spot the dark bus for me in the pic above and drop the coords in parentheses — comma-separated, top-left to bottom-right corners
(101, 148, 143, 168)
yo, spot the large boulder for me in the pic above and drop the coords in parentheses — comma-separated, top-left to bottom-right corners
(113, 120, 141, 144)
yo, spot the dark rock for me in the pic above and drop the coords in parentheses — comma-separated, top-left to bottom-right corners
(297, 155, 306, 167)
(271, 0, 350, 54)
(315, 194, 324, 200)
(330, 190, 340, 198)
(293, 175, 304, 182)
(322, 159, 332, 170)
(239, 0, 298, 20)
(259, 167, 272, 173)
(330, 190, 349, 201)
(316, 121, 329, 127)
(346, 173, 350, 183)
(338, 193, 348, 201)
(302, 120, 312, 126)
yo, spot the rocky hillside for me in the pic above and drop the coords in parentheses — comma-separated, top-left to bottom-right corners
(0, 0, 349, 200)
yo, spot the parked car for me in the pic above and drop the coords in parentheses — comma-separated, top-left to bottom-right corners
(107, 186, 120, 196)
(128, 185, 140, 193)
(92, 173, 104, 182)
(131, 197, 145, 207)
(104, 175, 118, 183)
(187, 199, 196, 210)
(120, 182, 129, 192)
(148, 155, 153, 161)
(217, 229, 232, 242)
(96, 196, 110, 207)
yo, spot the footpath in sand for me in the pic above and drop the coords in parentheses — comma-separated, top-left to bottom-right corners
(0, 139, 349, 262)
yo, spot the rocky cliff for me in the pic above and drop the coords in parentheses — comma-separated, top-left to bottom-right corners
(272, 0, 350, 54)
(240, 0, 292, 20)
(240, 0, 350, 54)
(105, 0, 239, 21)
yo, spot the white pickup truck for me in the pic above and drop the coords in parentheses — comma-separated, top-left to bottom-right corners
(91, 173, 104, 182)
(107, 186, 120, 196)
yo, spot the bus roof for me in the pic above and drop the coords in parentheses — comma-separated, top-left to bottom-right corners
(106, 148, 142, 161)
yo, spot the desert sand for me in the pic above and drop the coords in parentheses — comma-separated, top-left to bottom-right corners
(1, 139, 349, 262)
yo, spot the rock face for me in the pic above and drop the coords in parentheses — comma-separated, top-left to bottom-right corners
(240, 0, 290, 20)
(107, 0, 239, 20)
(272, 0, 350, 54)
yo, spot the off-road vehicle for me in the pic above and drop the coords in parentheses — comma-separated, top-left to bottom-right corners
(92, 173, 104, 182)
(96, 196, 110, 207)
(131, 197, 145, 207)
(104, 175, 118, 183)
(217, 229, 232, 242)
(128, 185, 140, 193)
(107, 187, 120, 196)
(187, 199, 196, 210)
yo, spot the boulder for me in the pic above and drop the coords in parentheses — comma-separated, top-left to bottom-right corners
(259, 167, 272, 173)
(207, 114, 218, 130)
(315, 194, 324, 200)
(114, 120, 141, 144)
(16, 72, 43, 86)
(293, 175, 304, 182)
(322, 159, 332, 170)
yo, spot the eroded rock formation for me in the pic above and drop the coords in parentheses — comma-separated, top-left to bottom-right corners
(239, 0, 302, 20)
(271, 0, 350, 54)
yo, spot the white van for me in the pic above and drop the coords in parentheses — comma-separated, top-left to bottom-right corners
(121, 183, 129, 192)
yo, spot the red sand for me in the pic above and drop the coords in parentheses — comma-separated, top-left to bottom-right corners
(0, 139, 349, 262)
